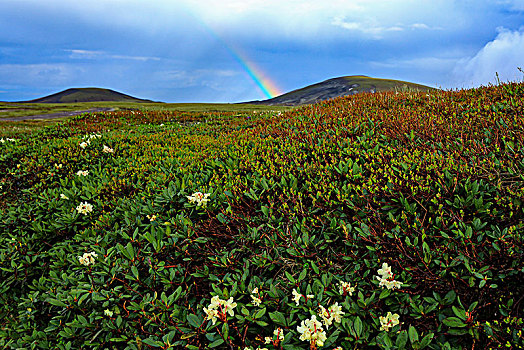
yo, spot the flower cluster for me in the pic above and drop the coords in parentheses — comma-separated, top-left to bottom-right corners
(339, 280, 355, 296)
(251, 287, 262, 306)
(76, 202, 93, 215)
(297, 315, 327, 348)
(203, 295, 237, 325)
(265, 328, 284, 345)
(79, 133, 101, 148)
(292, 288, 302, 306)
(0, 138, 16, 143)
(319, 302, 345, 328)
(292, 288, 314, 306)
(60, 193, 69, 200)
(76, 170, 89, 177)
(104, 309, 113, 317)
(78, 251, 97, 266)
(380, 312, 400, 331)
(187, 192, 211, 207)
(146, 214, 157, 221)
(54, 163, 63, 169)
(102, 145, 114, 153)
(376, 263, 402, 290)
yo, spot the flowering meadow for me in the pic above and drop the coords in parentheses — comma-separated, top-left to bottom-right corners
(0, 82, 523, 349)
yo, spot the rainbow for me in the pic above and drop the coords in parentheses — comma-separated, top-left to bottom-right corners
(222, 43, 281, 99)
(182, 7, 282, 99)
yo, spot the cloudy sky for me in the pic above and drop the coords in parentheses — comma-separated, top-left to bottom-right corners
(1, 0, 524, 102)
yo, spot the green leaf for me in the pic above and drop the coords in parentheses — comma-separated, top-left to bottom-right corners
(298, 267, 307, 282)
(419, 333, 434, 349)
(285, 271, 295, 284)
(442, 317, 467, 328)
(221, 323, 229, 340)
(47, 298, 68, 308)
(269, 311, 287, 326)
(408, 325, 419, 344)
(354, 316, 363, 337)
(131, 265, 139, 280)
(396, 330, 408, 349)
(452, 306, 467, 320)
(311, 261, 320, 275)
(254, 307, 266, 319)
(379, 288, 391, 299)
(187, 314, 202, 328)
(142, 337, 163, 347)
(116, 316, 122, 328)
(443, 290, 456, 304)
(208, 339, 224, 348)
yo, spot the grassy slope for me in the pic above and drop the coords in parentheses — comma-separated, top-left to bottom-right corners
(24, 88, 152, 104)
(0, 83, 523, 349)
(0, 102, 291, 137)
(254, 76, 436, 105)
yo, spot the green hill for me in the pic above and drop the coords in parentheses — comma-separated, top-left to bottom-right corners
(249, 75, 436, 105)
(24, 87, 153, 103)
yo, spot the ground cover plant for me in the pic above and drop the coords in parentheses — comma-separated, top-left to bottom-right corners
(0, 82, 523, 349)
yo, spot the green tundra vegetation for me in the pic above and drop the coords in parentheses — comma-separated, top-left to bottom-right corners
(0, 82, 523, 349)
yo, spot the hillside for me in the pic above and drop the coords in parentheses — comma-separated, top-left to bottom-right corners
(1, 83, 523, 349)
(249, 75, 436, 105)
(24, 87, 153, 103)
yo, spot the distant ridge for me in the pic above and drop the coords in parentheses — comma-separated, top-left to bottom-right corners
(24, 87, 154, 103)
(247, 75, 436, 106)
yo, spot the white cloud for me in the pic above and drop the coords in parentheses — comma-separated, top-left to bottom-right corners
(497, 0, 524, 11)
(67, 49, 104, 59)
(453, 28, 524, 87)
(179, 0, 460, 40)
(66, 49, 160, 62)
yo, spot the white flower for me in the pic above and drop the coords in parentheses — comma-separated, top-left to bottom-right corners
(76, 170, 89, 176)
(319, 302, 345, 328)
(333, 347, 343, 350)
(78, 251, 98, 266)
(54, 163, 63, 169)
(292, 288, 302, 306)
(251, 295, 262, 306)
(102, 145, 114, 153)
(339, 281, 355, 296)
(377, 278, 403, 290)
(76, 202, 93, 215)
(146, 214, 157, 221)
(250, 287, 262, 306)
(297, 315, 327, 347)
(264, 337, 272, 344)
(104, 309, 113, 317)
(273, 327, 284, 341)
(60, 194, 69, 200)
(377, 263, 393, 278)
(376, 262, 402, 290)
(79, 141, 89, 149)
(203, 295, 237, 325)
(186, 192, 211, 207)
(329, 302, 345, 323)
(379, 312, 400, 331)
